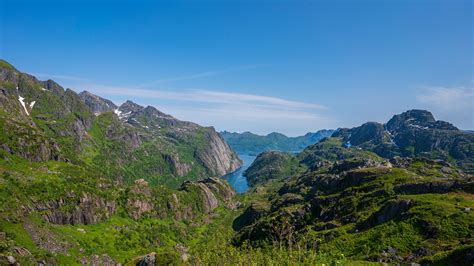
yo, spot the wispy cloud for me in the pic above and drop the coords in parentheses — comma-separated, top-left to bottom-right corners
(32, 73, 90, 82)
(160, 104, 336, 136)
(417, 85, 474, 111)
(76, 83, 334, 135)
(136, 64, 267, 88)
(416, 84, 474, 129)
(54, 63, 333, 135)
(82, 84, 326, 110)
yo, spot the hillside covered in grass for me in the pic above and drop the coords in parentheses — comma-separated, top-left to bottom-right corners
(234, 115, 474, 264)
(0, 59, 473, 265)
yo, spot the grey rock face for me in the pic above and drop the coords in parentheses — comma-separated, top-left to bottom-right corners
(195, 129, 242, 177)
(181, 177, 236, 214)
(362, 199, 412, 228)
(386, 109, 437, 131)
(79, 91, 117, 114)
(34, 193, 117, 225)
(162, 153, 192, 176)
(334, 109, 474, 172)
(125, 179, 154, 220)
(118, 100, 144, 114)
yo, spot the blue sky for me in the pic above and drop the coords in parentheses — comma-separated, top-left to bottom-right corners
(1, 0, 472, 136)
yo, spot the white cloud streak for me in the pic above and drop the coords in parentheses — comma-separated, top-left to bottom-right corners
(416, 84, 474, 129)
(82, 84, 327, 110)
(75, 84, 335, 135)
(136, 64, 267, 88)
(417, 85, 474, 111)
(41, 63, 333, 135)
(32, 73, 90, 82)
(161, 105, 336, 136)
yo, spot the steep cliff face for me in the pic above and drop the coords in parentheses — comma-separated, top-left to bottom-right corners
(196, 129, 242, 177)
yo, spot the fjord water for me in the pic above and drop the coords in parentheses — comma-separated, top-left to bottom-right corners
(221, 154, 256, 193)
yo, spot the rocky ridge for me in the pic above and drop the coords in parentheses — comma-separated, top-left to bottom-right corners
(234, 146, 473, 264)
(0, 59, 242, 186)
(0, 59, 242, 265)
(333, 109, 474, 172)
(232, 112, 474, 264)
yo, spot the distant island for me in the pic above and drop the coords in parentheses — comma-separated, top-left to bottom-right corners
(220, 130, 335, 155)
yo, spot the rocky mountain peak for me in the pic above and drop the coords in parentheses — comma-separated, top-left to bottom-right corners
(331, 109, 472, 172)
(267, 132, 286, 138)
(385, 109, 454, 132)
(383, 109, 462, 132)
(40, 79, 64, 95)
(118, 100, 144, 113)
(144, 105, 172, 118)
(79, 91, 117, 115)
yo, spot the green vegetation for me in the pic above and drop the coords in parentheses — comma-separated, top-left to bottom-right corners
(0, 59, 17, 71)
(1, 60, 473, 265)
(232, 138, 473, 265)
(221, 130, 334, 155)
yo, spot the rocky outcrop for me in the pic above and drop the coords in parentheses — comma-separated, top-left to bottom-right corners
(125, 179, 155, 220)
(196, 182, 219, 213)
(180, 177, 236, 214)
(136, 252, 156, 266)
(29, 193, 117, 225)
(162, 154, 192, 176)
(79, 91, 117, 115)
(1, 124, 61, 162)
(124, 177, 236, 221)
(329, 158, 390, 173)
(358, 199, 412, 229)
(195, 129, 242, 177)
(278, 161, 391, 198)
(200, 177, 236, 201)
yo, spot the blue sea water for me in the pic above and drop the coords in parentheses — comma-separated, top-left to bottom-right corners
(221, 154, 256, 193)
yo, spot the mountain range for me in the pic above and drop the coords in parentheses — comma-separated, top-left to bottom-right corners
(0, 60, 241, 187)
(220, 130, 334, 155)
(0, 59, 473, 265)
(0, 60, 243, 264)
(334, 109, 474, 173)
(237, 110, 473, 264)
